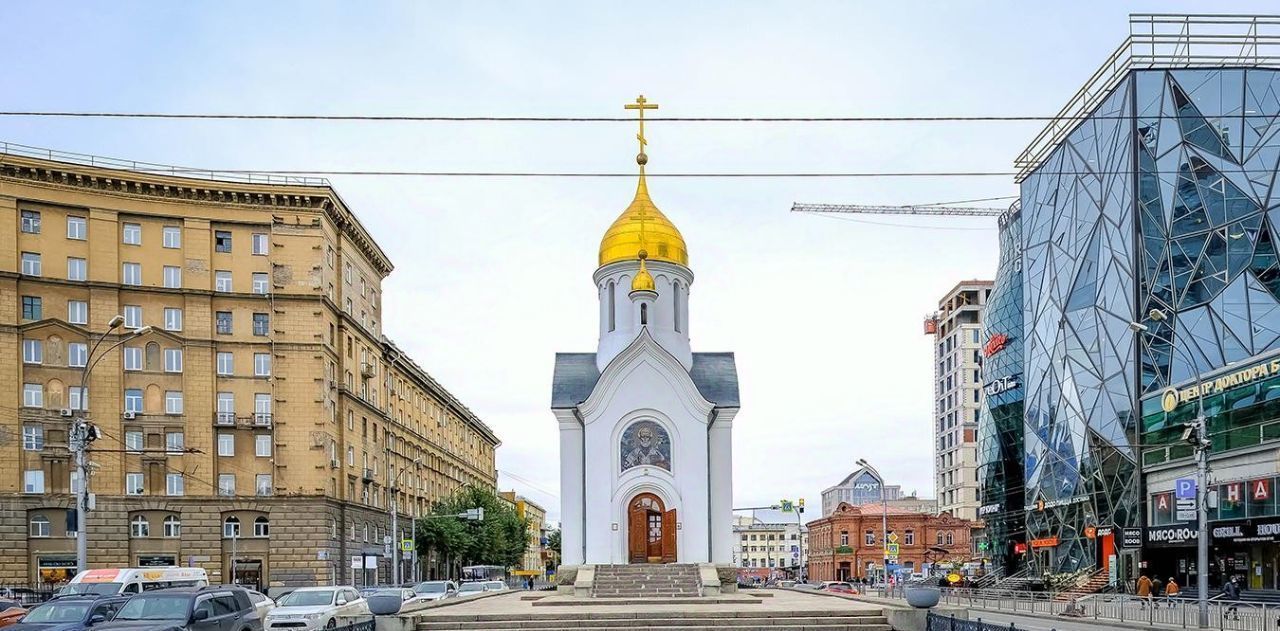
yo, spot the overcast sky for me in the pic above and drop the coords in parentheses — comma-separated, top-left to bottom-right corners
(5, 1, 1274, 524)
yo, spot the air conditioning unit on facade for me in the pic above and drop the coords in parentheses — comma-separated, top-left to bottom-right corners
(122, 411, 137, 420)
(60, 409, 74, 418)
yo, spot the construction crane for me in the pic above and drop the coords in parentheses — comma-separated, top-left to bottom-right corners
(790, 202, 1004, 217)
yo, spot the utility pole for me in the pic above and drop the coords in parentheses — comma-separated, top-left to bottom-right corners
(74, 317, 146, 575)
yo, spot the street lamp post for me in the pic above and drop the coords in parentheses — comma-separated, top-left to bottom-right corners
(388, 455, 422, 586)
(1131, 311, 1210, 628)
(74, 317, 151, 575)
(857, 459, 889, 584)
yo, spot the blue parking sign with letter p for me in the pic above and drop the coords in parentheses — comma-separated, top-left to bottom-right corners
(1175, 478, 1197, 500)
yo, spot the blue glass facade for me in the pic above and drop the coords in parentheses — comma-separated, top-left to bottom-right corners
(978, 203, 1026, 572)
(1009, 67, 1280, 573)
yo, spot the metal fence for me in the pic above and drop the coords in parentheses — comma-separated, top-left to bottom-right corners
(927, 612, 1022, 631)
(0, 585, 59, 606)
(928, 587, 1280, 631)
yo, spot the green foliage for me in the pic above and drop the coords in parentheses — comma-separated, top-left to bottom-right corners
(415, 486, 530, 569)
(546, 528, 561, 555)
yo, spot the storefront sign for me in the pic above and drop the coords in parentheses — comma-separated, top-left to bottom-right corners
(1122, 528, 1143, 548)
(983, 375, 1021, 397)
(1096, 526, 1115, 537)
(1210, 518, 1280, 543)
(1146, 525, 1198, 546)
(978, 503, 1002, 517)
(983, 334, 1010, 358)
(37, 556, 76, 585)
(1084, 526, 1097, 539)
(1013, 543, 1028, 554)
(1252, 479, 1271, 501)
(1030, 537, 1059, 548)
(137, 555, 176, 567)
(1159, 356, 1280, 412)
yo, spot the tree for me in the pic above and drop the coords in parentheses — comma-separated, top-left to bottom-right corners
(415, 486, 531, 576)
(546, 528, 561, 555)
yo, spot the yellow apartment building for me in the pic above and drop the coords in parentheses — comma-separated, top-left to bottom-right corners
(0, 145, 499, 590)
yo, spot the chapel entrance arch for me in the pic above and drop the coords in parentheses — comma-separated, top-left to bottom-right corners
(627, 493, 676, 563)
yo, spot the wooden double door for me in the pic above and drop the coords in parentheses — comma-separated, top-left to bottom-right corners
(628, 493, 676, 563)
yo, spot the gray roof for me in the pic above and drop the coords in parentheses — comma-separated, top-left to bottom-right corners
(551, 352, 740, 409)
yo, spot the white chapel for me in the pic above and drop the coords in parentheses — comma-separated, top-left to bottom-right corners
(551, 96, 739, 566)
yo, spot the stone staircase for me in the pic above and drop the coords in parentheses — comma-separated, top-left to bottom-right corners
(1053, 568, 1110, 601)
(416, 608, 892, 630)
(591, 564, 702, 598)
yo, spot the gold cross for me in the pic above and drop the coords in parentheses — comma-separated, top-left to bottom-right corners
(624, 94, 659, 156)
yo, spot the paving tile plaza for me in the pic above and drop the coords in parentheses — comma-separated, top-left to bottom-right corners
(417, 589, 886, 616)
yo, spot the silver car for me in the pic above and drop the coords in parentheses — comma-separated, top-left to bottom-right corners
(410, 581, 457, 602)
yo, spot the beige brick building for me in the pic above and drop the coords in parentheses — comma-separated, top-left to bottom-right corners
(0, 147, 499, 591)
(499, 491, 547, 581)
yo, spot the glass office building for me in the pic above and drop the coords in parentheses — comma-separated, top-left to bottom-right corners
(977, 202, 1026, 572)
(981, 15, 1280, 577)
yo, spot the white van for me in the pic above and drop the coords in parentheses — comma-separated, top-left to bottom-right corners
(59, 567, 209, 596)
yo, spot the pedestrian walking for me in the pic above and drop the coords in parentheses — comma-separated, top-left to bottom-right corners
(1165, 576, 1180, 604)
(1137, 573, 1152, 609)
(1151, 576, 1164, 608)
(1223, 576, 1242, 620)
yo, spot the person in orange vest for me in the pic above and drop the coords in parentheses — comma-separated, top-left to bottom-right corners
(1137, 573, 1153, 609)
(1165, 576, 1180, 604)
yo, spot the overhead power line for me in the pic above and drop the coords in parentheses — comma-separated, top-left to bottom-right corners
(793, 203, 1006, 216)
(0, 111, 1196, 122)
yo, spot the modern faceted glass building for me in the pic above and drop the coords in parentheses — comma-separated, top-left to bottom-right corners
(979, 14, 1280, 580)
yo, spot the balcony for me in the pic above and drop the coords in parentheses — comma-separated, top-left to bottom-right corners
(215, 412, 236, 427)
(253, 413, 273, 428)
(362, 468, 376, 483)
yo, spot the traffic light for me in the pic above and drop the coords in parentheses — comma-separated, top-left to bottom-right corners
(798, 498, 805, 514)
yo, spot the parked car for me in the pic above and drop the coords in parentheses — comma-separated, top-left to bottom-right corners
(455, 583, 487, 598)
(481, 581, 508, 593)
(0, 600, 29, 629)
(264, 587, 365, 631)
(817, 581, 858, 595)
(9, 597, 126, 631)
(98, 586, 258, 631)
(244, 592, 273, 621)
(410, 582, 456, 602)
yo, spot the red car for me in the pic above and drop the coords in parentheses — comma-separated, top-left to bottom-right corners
(0, 600, 27, 629)
(818, 581, 858, 595)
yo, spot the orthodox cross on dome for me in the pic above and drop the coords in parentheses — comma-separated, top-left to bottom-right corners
(624, 94, 659, 165)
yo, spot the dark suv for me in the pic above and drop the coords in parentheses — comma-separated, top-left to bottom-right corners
(97, 586, 260, 631)
(9, 596, 128, 631)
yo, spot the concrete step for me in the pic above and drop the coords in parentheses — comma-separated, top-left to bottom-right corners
(421, 626, 891, 631)
(418, 620, 890, 631)
(418, 611, 888, 624)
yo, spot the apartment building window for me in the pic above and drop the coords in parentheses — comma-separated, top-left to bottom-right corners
(215, 230, 232, 253)
(21, 252, 41, 276)
(68, 384, 87, 411)
(165, 391, 184, 415)
(215, 271, 232, 292)
(122, 223, 142, 245)
(165, 431, 184, 453)
(162, 266, 181, 288)
(123, 347, 142, 371)
(218, 433, 234, 457)
(252, 233, 268, 255)
(166, 473, 184, 496)
(23, 425, 44, 451)
(216, 311, 232, 334)
(124, 389, 143, 413)
(218, 392, 235, 417)
(22, 296, 42, 320)
(905, 529, 915, 545)
(162, 226, 181, 248)
(125, 431, 143, 453)
(255, 435, 271, 457)
(23, 383, 43, 408)
(67, 215, 86, 239)
(21, 210, 41, 233)
(123, 305, 142, 328)
(68, 342, 87, 367)
(67, 258, 87, 281)
(255, 475, 272, 497)
(347, 446, 355, 467)
(345, 263, 352, 284)
(224, 516, 241, 538)
(254, 393, 271, 421)
(68, 301, 88, 325)
(163, 516, 181, 538)
(254, 353, 271, 376)
(24, 470, 45, 494)
(864, 530, 875, 545)
(164, 348, 183, 373)
(251, 273, 269, 295)
(22, 339, 43, 364)
(345, 298, 352, 313)
(126, 473, 144, 495)
(218, 475, 235, 497)
(130, 516, 149, 538)
(122, 262, 141, 285)
(163, 308, 183, 332)
(217, 352, 234, 376)
(252, 313, 269, 336)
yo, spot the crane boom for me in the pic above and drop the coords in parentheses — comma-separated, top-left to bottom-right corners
(791, 202, 1004, 217)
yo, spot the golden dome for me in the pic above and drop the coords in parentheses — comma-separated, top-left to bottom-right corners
(631, 250, 656, 292)
(599, 169, 689, 267)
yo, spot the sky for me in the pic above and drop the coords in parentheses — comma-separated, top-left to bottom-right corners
(5, 1, 1276, 524)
